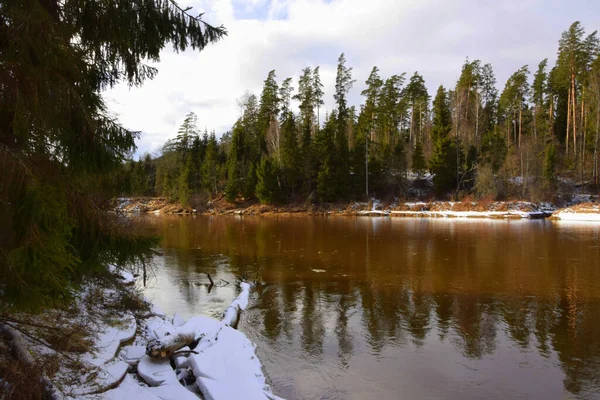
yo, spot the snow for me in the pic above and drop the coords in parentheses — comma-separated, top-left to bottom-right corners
(189, 325, 274, 400)
(43, 279, 280, 400)
(107, 264, 136, 285)
(123, 345, 147, 366)
(222, 282, 251, 327)
(89, 375, 162, 400)
(146, 382, 200, 400)
(138, 355, 179, 387)
(71, 360, 129, 396)
(389, 210, 543, 219)
(554, 212, 600, 221)
(84, 312, 136, 366)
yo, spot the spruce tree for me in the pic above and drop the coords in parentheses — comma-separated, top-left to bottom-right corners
(0, 0, 225, 308)
(201, 132, 219, 195)
(412, 140, 426, 178)
(256, 157, 281, 204)
(225, 122, 245, 202)
(429, 86, 459, 197)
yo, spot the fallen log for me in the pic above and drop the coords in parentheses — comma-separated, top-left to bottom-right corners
(146, 282, 252, 359)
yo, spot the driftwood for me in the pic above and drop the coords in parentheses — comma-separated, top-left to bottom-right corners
(0, 323, 64, 400)
(146, 282, 252, 359)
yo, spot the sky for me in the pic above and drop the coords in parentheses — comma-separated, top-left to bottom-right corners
(103, 0, 600, 157)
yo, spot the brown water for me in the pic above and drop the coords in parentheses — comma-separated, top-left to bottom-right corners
(140, 215, 600, 399)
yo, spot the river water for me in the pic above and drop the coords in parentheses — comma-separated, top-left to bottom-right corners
(140, 215, 600, 399)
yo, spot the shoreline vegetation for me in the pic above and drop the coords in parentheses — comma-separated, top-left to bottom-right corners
(114, 195, 599, 221)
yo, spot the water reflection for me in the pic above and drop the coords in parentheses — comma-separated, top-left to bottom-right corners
(140, 215, 600, 399)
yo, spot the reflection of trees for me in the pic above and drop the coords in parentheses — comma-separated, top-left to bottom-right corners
(140, 215, 600, 397)
(300, 281, 324, 358)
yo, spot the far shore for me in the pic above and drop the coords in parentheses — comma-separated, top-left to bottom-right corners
(114, 196, 600, 221)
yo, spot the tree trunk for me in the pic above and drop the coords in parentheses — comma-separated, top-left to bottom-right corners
(549, 96, 554, 142)
(519, 105, 522, 150)
(572, 74, 577, 160)
(582, 91, 586, 187)
(410, 104, 415, 145)
(596, 100, 599, 188)
(475, 90, 480, 146)
(567, 86, 571, 156)
(533, 105, 537, 142)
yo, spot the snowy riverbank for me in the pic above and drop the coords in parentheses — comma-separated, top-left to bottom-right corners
(115, 196, 560, 219)
(0, 267, 281, 400)
(551, 203, 600, 222)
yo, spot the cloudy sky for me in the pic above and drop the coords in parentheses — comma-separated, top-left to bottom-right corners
(103, 0, 600, 157)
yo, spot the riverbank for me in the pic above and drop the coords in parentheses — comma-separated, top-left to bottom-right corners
(115, 196, 600, 220)
(0, 267, 279, 399)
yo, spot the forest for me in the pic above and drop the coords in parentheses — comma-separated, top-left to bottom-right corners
(121, 21, 600, 206)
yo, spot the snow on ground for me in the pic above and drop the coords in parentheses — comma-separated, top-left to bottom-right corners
(73, 277, 280, 400)
(6, 267, 281, 399)
(553, 203, 600, 222)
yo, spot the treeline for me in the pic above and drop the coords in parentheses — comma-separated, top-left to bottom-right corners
(121, 21, 600, 204)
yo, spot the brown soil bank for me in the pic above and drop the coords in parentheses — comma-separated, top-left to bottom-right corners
(114, 196, 563, 219)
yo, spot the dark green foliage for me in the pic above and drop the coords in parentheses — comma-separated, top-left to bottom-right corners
(280, 113, 300, 197)
(412, 140, 426, 178)
(480, 130, 507, 172)
(429, 86, 459, 196)
(201, 132, 219, 194)
(256, 157, 281, 204)
(430, 137, 460, 197)
(225, 122, 245, 202)
(544, 143, 558, 185)
(1, 0, 223, 309)
(316, 115, 339, 202)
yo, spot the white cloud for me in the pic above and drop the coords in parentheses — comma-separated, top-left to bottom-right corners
(103, 0, 600, 156)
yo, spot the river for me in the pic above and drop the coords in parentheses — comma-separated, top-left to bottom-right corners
(139, 215, 600, 399)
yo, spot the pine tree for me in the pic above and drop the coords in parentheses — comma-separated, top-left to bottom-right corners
(259, 70, 281, 159)
(405, 72, 429, 145)
(313, 66, 325, 128)
(361, 66, 383, 142)
(333, 54, 355, 198)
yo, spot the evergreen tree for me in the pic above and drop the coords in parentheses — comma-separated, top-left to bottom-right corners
(225, 122, 245, 202)
(279, 78, 294, 117)
(259, 70, 281, 158)
(429, 86, 459, 196)
(201, 132, 219, 194)
(280, 113, 300, 197)
(0, 0, 225, 308)
(361, 66, 383, 142)
(316, 114, 338, 202)
(313, 66, 325, 127)
(412, 140, 426, 178)
(333, 54, 355, 198)
(405, 72, 429, 145)
(256, 157, 281, 204)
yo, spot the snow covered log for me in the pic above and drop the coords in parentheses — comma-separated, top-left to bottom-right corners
(146, 282, 252, 359)
(221, 281, 251, 327)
